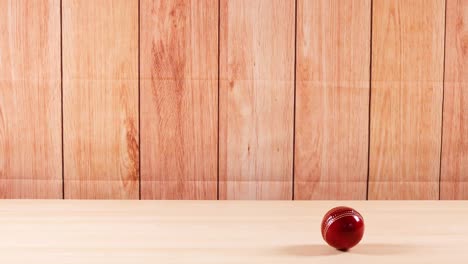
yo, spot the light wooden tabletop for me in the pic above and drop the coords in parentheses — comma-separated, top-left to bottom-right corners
(0, 200, 466, 263)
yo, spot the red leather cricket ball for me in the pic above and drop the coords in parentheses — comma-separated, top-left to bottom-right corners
(321, 206, 364, 251)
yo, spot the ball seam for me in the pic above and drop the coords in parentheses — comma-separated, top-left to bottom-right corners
(323, 212, 363, 240)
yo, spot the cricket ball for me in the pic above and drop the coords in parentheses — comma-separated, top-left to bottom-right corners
(321, 206, 364, 251)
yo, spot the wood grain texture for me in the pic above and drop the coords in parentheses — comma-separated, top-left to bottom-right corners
(441, 0, 468, 199)
(0, 0, 62, 198)
(295, 0, 370, 200)
(219, 0, 295, 200)
(1, 200, 468, 263)
(369, 0, 445, 199)
(62, 0, 139, 199)
(140, 0, 218, 200)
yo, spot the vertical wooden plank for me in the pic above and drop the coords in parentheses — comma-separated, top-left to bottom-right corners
(219, 0, 295, 200)
(295, 0, 370, 200)
(369, 0, 445, 199)
(63, 0, 139, 199)
(140, 0, 218, 199)
(441, 0, 468, 199)
(0, 0, 62, 198)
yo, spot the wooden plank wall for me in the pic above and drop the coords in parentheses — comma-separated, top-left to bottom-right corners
(295, 0, 370, 200)
(0, 0, 62, 198)
(62, 0, 139, 199)
(219, 0, 295, 200)
(369, 0, 445, 199)
(0, 0, 467, 200)
(140, 0, 218, 200)
(441, 0, 468, 199)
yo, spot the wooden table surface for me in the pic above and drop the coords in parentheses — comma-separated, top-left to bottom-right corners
(0, 200, 466, 263)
